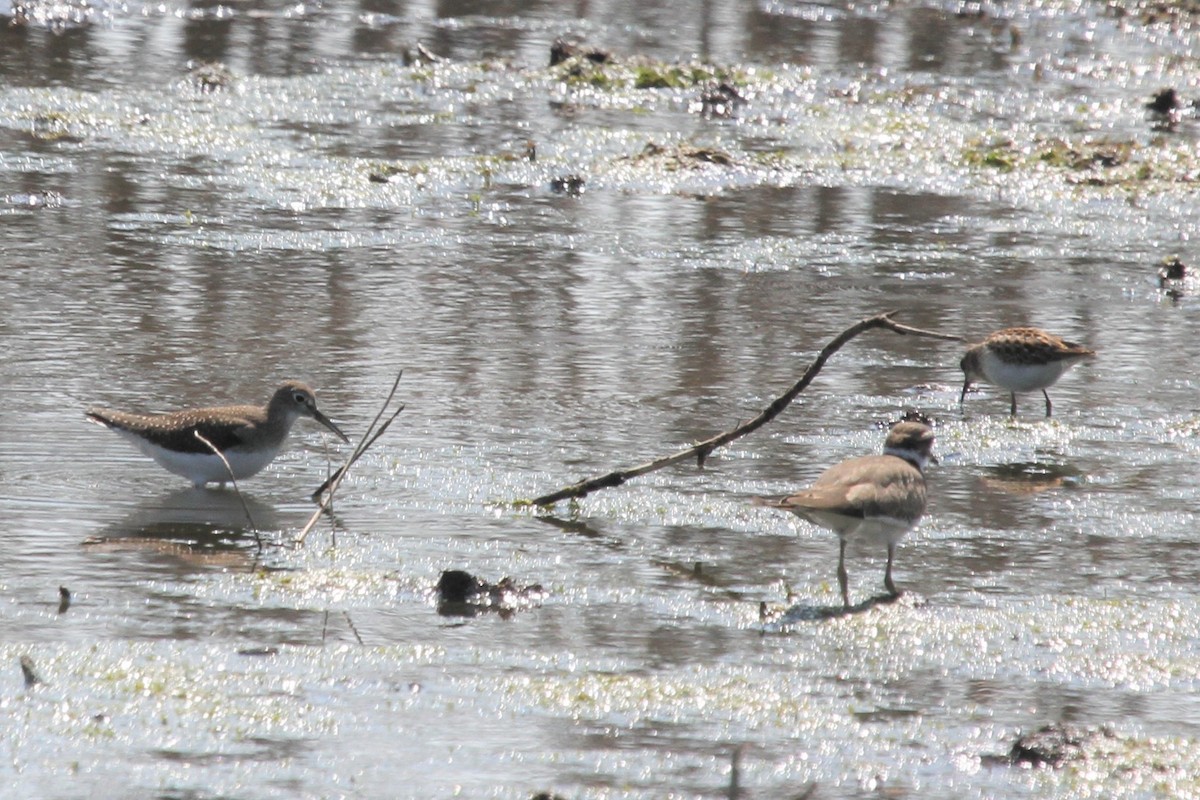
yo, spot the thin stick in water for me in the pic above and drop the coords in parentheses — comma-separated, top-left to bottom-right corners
(526, 311, 962, 507)
(295, 371, 406, 544)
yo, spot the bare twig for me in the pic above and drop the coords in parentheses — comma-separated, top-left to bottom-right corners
(320, 437, 336, 549)
(528, 311, 961, 507)
(194, 430, 260, 550)
(295, 371, 406, 544)
(344, 611, 365, 645)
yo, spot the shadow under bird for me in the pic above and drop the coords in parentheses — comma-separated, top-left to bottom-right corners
(960, 327, 1095, 417)
(755, 421, 936, 610)
(86, 380, 349, 488)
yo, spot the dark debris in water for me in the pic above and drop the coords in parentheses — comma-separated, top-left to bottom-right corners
(1145, 86, 1199, 130)
(436, 569, 546, 618)
(1147, 87, 1181, 115)
(236, 646, 280, 658)
(962, 134, 1183, 187)
(19, 655, 42, 688)
(983, 723, 1115, 769)
(1159, 255, 1188, 281)
(29, 113, 79, 142)
(620, 142, 741, 171)
(187, 60, 235, 93)
(401, 41, 444, 66)
(697, 82, 745, 119)
(548, 41, 745, 93)
(1157, 255, 1191, 302)
(549, 175, 585, 195)
(549, 38, 611, 68)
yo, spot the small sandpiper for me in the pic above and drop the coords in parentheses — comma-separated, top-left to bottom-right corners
(756, 421, 935, 609)
(87, 380, 349, 488)
(960, 327, 1096, 417)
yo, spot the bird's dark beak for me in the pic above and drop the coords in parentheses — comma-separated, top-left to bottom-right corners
(312, 409, 350, 443)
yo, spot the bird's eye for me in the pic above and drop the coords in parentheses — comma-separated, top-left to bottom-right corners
(294, 392, 306, 403)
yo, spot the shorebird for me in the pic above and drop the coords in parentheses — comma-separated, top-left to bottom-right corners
(756, 421, 935, 609)
(960, 327, 1095, 417)
(86, 380, 349, 487)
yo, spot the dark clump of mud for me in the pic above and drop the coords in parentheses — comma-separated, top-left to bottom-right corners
(1157, 255, 1190, 301)
(984, 723, 1114, 768)
(1147, 87, 1180, 115)
(187, 60, 234, 93)
(698, 82, 745, 118)
(549, 175, 585, 195)
(435, 569, 546, 618)
(549, 38, 610, 67)
(1158, 255, 1187, 282)
(19, 655, 42, 688)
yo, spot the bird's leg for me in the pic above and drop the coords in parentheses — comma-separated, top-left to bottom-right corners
(1009, 392, 1018, 416)
(885, 543, 899, 597)
(838, 539, 850, 609)
(1042, 389, 1053, 417)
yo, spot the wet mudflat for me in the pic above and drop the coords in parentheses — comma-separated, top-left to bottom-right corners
(2, 0, 1200, 797)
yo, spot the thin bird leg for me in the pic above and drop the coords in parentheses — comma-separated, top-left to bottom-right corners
(1009, 392, 1018, 416)
(838, 539, 850, 609)
(885, 543, 899, 597)
(1042, 389, 1053, 417)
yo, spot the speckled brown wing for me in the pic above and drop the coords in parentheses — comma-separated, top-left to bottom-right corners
(986, 327, 1095, 365)
(85, 405, 263, 454)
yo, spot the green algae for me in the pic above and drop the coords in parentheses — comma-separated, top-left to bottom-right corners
(552, 53, 750, 92)
(964, 133, 1200, 190)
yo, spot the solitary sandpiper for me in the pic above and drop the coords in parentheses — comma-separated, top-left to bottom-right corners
(86, 380, 350, 487)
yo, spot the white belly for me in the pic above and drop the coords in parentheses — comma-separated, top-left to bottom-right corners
(799, 509, 918, 547)
(120, 431, 283, 487)
(979, 351, 1069, 392)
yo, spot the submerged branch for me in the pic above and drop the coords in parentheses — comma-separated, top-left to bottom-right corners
(528, 311, 960, 507)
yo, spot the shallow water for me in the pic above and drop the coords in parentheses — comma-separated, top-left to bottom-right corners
(2, 0, 1200, 797)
